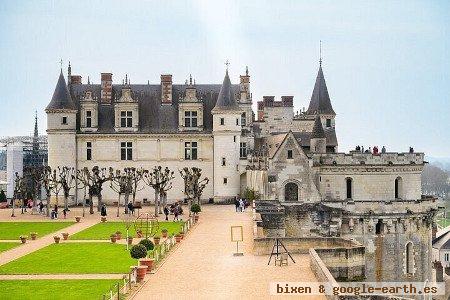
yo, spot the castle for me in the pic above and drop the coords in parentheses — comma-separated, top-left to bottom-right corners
(46, 61, 439, 282)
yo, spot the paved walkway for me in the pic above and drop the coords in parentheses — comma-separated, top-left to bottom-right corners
(0, 218, 99, 266)
(133, 205, 324, 300)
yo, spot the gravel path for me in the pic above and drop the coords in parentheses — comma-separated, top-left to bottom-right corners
(132, 205, 324, 300)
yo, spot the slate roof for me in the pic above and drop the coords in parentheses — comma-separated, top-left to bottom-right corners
(311, 115, 326, 139)
(306, 65, 335, 115)
(433, 230, 450, 250)
(46, 71, 77, 111)
(212, 70, 240, 112)
(70, 83, 240, 133)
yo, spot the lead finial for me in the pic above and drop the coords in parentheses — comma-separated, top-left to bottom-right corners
(59, 59, 63, 71)
(319, 40, 322, 66)
(246, 66, 249, 76)
(125, 74, 128, 85)
(87, 76, 90, 85)
(189, 74, 192, 85)
(225, 59, 230, 71)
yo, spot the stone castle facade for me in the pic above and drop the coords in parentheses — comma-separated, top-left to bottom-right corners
(46, 61, 438, 282)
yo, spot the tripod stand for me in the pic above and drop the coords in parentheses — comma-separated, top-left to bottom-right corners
(267, 238, 296, 265)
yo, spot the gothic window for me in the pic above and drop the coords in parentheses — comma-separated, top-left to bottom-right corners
(220, 118, 224, 125)
(184, 111, 198, 127)
(86, 111, 92, 128)
(405, 242, 414, 275)
(240, 142, 247, 158)
(62, 116, 67, 125)
(287, 150, 293, 159)
(395, 177, 403, 199)
(326, 118, 332, 128)
(120, 111, 133, 128)
(86, 142, 92, 161)
(285, 182, 299, 201)
(346, 177, 353, 199)
(241, 112, 246, 126)
(120, 142, 132, 160)
(184, 142, 198, 160)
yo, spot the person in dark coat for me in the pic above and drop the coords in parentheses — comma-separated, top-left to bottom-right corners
(163, 206, 169, 221)
(234, 197, 240, 212)
(127, 201, 134, 215)
(100, 204, 107, 217)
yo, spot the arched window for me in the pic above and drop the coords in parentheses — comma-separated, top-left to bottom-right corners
(346, 178, 353, 199)
(405, 242, 414, 275)
(285, 182, 299, 202)
(395, 177, 403, 199)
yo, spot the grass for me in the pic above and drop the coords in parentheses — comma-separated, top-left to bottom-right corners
(0, 242, 20, 253)
(70, 221, 184, 240)
(0, 222, 74, 240)
(0, 279, 120, 300)
(0, 243, 136, 274)
(437, 218, 450, 228)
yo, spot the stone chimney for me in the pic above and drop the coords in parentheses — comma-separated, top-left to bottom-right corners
(281, 96, 294, 107)
(101, 73, 112, 104)
(161, 74, 172, 105)
(70, 75, 82, 85)
(257, 101, 264, 121)
(239, 67, 251, 102)
(263, 96, 274, 107)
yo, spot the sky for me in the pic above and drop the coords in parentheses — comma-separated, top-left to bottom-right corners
(0, 0, 449, 157)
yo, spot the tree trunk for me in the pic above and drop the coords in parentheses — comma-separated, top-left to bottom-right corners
(158, 192, 163, 214)
(89, 194, 94, 214)
(154, 190, 159, 217)
(116, 193, 120, 217)
(46, 192, 50, 217)
(97, 193, 102, 212)
(64, 192, 69, 211)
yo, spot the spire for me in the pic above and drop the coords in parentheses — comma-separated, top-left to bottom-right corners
(33, 111, 39, 152)
(306, 63, 335, 115)
(311, 115, 326, 139)
(45, 70, 77, 111)
(212, 67, 239, 112)
(67, 60, 71, 84)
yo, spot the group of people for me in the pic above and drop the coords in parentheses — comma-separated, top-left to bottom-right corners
(355, 145, 386, 154)
(166, 202, 183, 221)
(234, 197, 249, 212)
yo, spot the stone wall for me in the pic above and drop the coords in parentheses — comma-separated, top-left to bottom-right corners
(309, 248, 340, 300)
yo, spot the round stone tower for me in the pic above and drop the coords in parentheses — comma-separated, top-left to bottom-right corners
(45, 70, 77, 170)
(212, 69, 242, 202)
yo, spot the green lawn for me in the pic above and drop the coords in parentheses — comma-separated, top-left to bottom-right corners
(0, 243, 136, 274)
(0, 242, 20, 253)
(437, 218, 450, 228)
(0, 280, 120, 300)
(0, 222, 74, 240)
(70, 221, 184, 240)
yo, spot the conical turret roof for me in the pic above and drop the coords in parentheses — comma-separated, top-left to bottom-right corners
(311, 115, 326, 139)
(212, 70, 240, 112)
(306, 65, 335, 115)
(45, 71, 77, 111)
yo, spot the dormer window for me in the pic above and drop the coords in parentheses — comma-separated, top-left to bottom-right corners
(184, 111, 198, 128)
(86, 111, 92, 128)
(287, 150, 293, 159)
(120, 111, 133, 128)
(326, 119, 332, 128)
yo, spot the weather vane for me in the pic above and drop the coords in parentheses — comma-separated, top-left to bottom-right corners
(225, 59, 230, 70)
(319, 40, 322, 66)
(59, 59, 63, 69)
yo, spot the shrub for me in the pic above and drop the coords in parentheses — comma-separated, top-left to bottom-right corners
(190, 203, 201, 214)
(139, 239, 154, 251)
(130, 244, 147, 260)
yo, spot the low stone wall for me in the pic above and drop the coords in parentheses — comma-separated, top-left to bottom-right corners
(309, 249, 340, 300)
(253, 236, 359, 255)
(314, 247, 365, 281)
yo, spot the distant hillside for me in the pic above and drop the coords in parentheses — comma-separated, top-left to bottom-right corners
(426, 157, 450, 173)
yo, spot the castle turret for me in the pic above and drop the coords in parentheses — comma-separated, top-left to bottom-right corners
(310, 115, 326, 153)
(212, 68, 242, 201)
(45, 70, 77, 170)
(306, 63, 336, 130)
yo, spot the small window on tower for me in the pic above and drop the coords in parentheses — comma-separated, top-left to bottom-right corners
(220, 118, 225, 125)
(326, 119, 331, 128)
(287, 150, 293, 159)
(223, 178, 228, 184)
(222, 157, 226, 166)
(62, 116, 67, 125)
(86, 142, 92, 161)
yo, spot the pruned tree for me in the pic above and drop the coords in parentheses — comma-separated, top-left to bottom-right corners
(57, 166, 76, 211)
(76, 166, 110, 214)
(142, 166, 174, 217)
(110, 168, 133, 217)
(158, 169, 175, 214)
(49, 168, 63, 210)
(41, 166, 53, 217)
(128, 167, 145, 204)
(12, 172, 26, 217)
(179, 167, 209, 214)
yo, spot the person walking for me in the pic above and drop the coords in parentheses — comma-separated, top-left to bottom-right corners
(163, 205, 169, 221)
(53, 204, 58, 219)
(101, 204, 107, 217)
(234, 197, 240, 212)
(62, 208, 67, 219)
(38, 201, 44, 214)
(239, 198, 244, 212)
(127, 201, 134, 215)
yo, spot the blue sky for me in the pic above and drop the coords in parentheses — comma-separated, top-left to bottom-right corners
(0, 0, 449, 157)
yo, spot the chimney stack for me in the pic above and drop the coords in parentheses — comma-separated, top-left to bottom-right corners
(281, 96, 294, 107)
(161, 74, 173, 105)
(101, 73, 112, 104)
(70, 75, 82, 85)
(257, 101, 264, 121)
